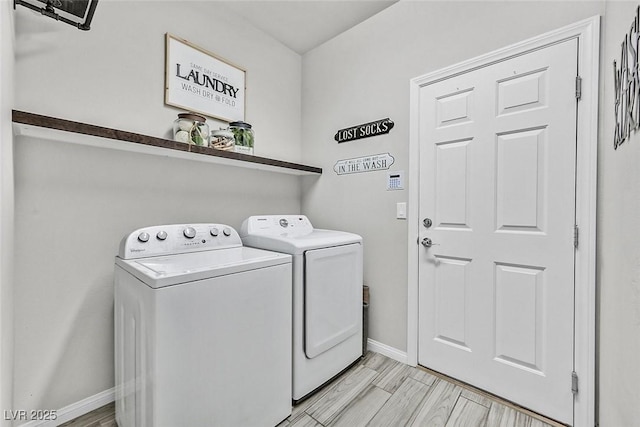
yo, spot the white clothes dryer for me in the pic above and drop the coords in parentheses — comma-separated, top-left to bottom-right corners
(114, 223, 292, 427)
(240, 215, 363, 402)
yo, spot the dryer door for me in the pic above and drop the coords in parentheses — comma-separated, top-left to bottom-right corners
(304, 243, 362, 359)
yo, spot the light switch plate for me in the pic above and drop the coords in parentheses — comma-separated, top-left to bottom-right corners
(397, 202, 407, 219)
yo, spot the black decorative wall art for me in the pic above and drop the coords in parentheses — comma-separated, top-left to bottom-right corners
(334, 118, 394, 143)
(613, 5, 640, 149)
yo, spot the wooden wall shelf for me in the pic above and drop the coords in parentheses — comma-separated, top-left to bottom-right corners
(12, 110, 322, 176)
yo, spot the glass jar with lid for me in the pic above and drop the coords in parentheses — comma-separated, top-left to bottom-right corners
(229, 121, 254, 155)
(173, 113, 210, 147)
(210, 128, 235, 151)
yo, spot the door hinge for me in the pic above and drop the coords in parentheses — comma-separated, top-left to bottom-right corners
(576, 76, 582, 100)
(571, 371, 579, 395)
(574, 225, 579, 248)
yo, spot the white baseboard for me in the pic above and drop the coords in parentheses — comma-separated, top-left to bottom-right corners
(366, 338, 408, 365)
(17, 388, 115, 427)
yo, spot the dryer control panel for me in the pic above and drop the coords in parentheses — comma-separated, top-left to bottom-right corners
(240, 215, 313, 237)
(118, 224, 242, 259)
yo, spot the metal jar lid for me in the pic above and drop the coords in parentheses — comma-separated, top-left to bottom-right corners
(178, 113, 206, 122)
(229, 121, 252, 129)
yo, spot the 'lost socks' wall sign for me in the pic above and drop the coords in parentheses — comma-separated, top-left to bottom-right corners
(334, 118, 394, 143)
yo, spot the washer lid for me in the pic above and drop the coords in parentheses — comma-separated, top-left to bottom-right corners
(115, 246, 291, 288)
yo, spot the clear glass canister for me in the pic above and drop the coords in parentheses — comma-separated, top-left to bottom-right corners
(173, 113, 210, 147)
(229, 121, 254, 155)
(210, 128, 235, 151)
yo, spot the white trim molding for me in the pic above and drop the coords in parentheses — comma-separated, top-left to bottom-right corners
(407, 16, 599, 427)
(366, 338, 408, 364)
(17, 388, 115, 427)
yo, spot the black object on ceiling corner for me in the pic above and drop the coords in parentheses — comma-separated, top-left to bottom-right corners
(14, 0, 99, 31)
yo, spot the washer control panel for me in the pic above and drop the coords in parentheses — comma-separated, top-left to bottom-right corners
(119, 223, 241, 259)
(240, 215, 314, 237)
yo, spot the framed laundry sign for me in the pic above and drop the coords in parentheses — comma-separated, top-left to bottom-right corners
(165, 33, 246, 122)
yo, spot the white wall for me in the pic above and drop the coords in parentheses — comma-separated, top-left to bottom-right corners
(12, 1, 640, 424)
(15, 1, 302, 163)
(0, 0, 15, 425)
(12, 1, 305, 414)
(597, 2, 640, 425)
(301, 1, 604, 353)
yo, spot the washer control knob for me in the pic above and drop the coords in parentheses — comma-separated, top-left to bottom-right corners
(137, 232, 150, 243)
(222, 227, 232, 237)
(156, 231, 168, 241)
(210, 228, 219, 237)
(183, 227, 196, 239)
(279, 218, 289, 228)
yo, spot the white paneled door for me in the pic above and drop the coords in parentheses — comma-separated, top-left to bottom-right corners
(418, 39, 577, 424)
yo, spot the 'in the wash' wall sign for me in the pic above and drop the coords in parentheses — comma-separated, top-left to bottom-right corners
(613, 6, 640, 149)
(334, 153, 395, 175)
(334, 118, 394, 143)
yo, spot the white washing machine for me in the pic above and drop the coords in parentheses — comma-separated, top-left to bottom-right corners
(114, 223, 292, 427)
(240, 215, 363, 402)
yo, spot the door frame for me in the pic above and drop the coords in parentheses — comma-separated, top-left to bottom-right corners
(407, 16, 599, 427)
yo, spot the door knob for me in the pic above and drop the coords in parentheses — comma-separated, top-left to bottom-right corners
(421, 237, 435, 248)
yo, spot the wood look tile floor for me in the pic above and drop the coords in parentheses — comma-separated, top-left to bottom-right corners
(62, 352, 563, 427)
